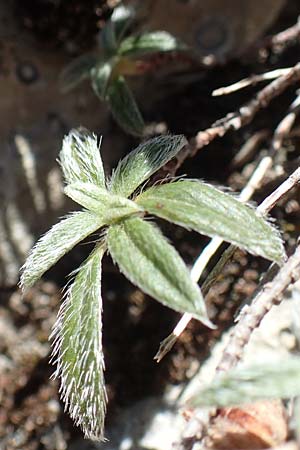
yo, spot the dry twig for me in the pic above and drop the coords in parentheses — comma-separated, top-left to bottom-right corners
(270, 17, 300, 49)
(214, 167, 300, 372)
(252, 16, 300, 56)
(216, 242, 300, 373)
(194, 62, 300, 150)
(272, 94, 300, 152)
(230, 130, 269, 169)
(212, 68, 292, 97)
(157, 62, 300, 182)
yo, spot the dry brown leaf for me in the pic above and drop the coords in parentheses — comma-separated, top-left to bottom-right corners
(206, 400, 288, 450)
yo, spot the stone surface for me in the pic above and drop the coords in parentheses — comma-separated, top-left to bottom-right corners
(128, 0, 285, 64)
(0, 2, 125, 285)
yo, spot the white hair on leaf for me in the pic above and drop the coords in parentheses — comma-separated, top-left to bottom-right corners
(50, 243, 107, 441)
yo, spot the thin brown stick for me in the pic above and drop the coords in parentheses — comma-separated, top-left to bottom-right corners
(271, 17, 300, 48)
(258, 166, 300, 213)
(212, 68, 292, 97)
(216, 243, 300, 373)
(254, 16, 300, 55)
(158, 62, 300, 180)
(272, 94, 300, 152)
(230, 130, 269, 169)
(220, 65, 300, 128)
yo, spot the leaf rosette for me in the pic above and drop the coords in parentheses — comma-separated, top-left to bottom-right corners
(21, 128, 285, 440)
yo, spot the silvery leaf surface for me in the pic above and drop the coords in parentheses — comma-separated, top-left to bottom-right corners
(65, 182, 142, 222)
(136, 180, 285, 263)
(107, 216, 212, 325)
(110, 134, 187, 198)
(20, 211, 104, 288)
(60, 129, 106, 188)
(51, 245, 107, 440)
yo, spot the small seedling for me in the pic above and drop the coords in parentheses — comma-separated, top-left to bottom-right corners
(20, 129, 284, 440)
(61, 4, 187, 136)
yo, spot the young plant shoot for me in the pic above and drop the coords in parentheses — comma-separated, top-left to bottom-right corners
(20, 129, 284, 440)
(61, 4, 187, 136)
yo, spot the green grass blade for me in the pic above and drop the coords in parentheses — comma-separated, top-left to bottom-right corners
(60, 129, 106, 188)
(65, 182, 142, 221)
(20, 211, 105, 288)
(136, 180, 285, 263)
(118, 31, 187, 57)
(60, 54, 98, 93)
(106, 75, 145, 136)
(50, 245, 107, 440)
(189, 356, 300, 408)
(110, 134, 187, 198)
(107, 216, 212, 325)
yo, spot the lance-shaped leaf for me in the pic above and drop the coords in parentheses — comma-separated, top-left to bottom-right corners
(188, 357, 300, 408)
(60, 129, 106, 188)
(20, 211, 105, 288)
(107, 216, 212, 325)
(106, 75, 145, 137)
(101, 21, 117, 56)
(100, 5, 135, 54)
(136, 180, 284, 263)
(118, 31, 187, 57)
(110, 134, 187, 198)
(60, 54, 98, 93)
(50, 245, 107, 440)
(91, 60, 114, 100)
(65, 182, 142, 221)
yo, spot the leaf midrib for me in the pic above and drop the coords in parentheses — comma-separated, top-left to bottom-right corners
(122, 219, 196, 304)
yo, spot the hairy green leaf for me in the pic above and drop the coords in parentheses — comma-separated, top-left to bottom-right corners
(189, 357, 300, 408)
(100, 4, 135, 54)
(101, 21, 117, 56)
(60, 54, 98, 92)
(65, 182, 142, 221)
(118, 31, 187, 57)
(60, 129, 106, 188)
(110, 134, 187, 198)
(20, 211, 104, 288)
(106, 75, 145, 136)
(50, 245, 107, 440)
(107, 216, 212, 325)
(136, 180, 284, 263)
(91, 60, 114, 100)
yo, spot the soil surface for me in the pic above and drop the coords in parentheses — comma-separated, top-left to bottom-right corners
(1, 1, 300, 449)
